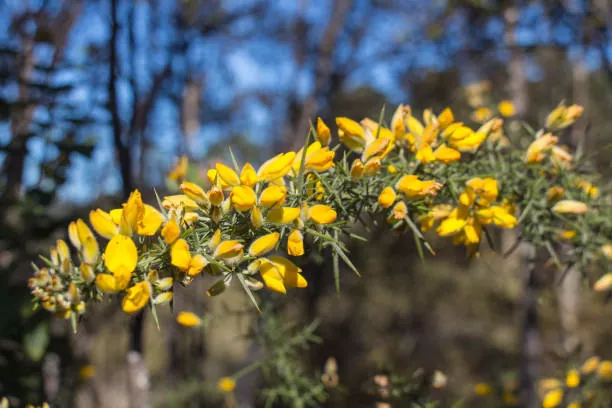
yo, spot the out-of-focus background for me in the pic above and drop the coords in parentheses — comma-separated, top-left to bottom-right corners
(1, 0, 612, 407)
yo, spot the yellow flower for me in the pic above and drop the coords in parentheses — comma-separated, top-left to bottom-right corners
(473, 383, 492, 397)
(288, 229, 304, 256)
(491, 206, 517, 228)
(597, 360, 612, 380)
(89, 209, 118, 239)
(525, 133, 558, 164)
(215, 162, 240, 187)
(551, 200, 588, 214)
(498, 100, 516, 117)
(258, 152, 296, 181)
(392, 201, 407, 220)
(308, 204, 337, 224)
(168, 155, 188, 181)
(387, 164, 398, 174)
(214, 240, 244, 260)
(267, 207, 301, 224)
(103, 235, 137, 291)
(451, 131, 487, 152)
(293, 142, 336, 174)
(350, 158, 365, 180)
(170, 239, 208, 276)
(316, 117, 332, 146)
(180, 181, 209, 206)
(208, 186, 224, 207)
(378, 187, 396, 208)
(434, 144, 461, 163)
(594, 274, 612, 292)
(581, 356, 600, 374)
(217, 377, 236, 393)
(546, 104, 584, 129)
(437, 207, 468, 237)
(249, 232, 279, 257)
(176, 311, 202, 327)
(542, 389, 563, 408)
(438, 107, 454, 129)
(121, 281, 151, 314)
(363, 158, 381, 176)
(251, 206, 264, 229)
(268, 256, 307, 289)
(395, 175, 442, 199)
(75, 219, 100, 264)
(231, 185, 257, 212)
(566, 369, 580, 388)
(547, 187, 565, 202)
(336, 117, 366, 152)
(162, 194, 199, 211)
(259, 185, 287, 209)
(162, 218, 181, 245)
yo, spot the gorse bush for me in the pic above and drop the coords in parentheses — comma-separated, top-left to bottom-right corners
(27, 102, 611, 324)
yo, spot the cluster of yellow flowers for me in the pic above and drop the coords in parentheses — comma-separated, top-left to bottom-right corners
(474, 356, 612, 407)
(29, 101, 609, 323)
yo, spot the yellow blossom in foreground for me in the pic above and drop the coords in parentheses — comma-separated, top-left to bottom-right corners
(293, 141, 335, 174)
(259, 185, 287, 209)
(542, 388, 563, 408)
(121, 281, 151, 314)
(258, 152, 296, 181)
(162, 194, 199, 211)
(176, 311, 202, 327)
(217, 377, 236, 393)
(336, 117, 366, 152)
(170, 239, 208, 276)
(434, 144, 461, 163)
(378, 187, 396, 208)
(308, 205, 337, 224)
(395, 175, 442, 199)
(248, 232, 279, 257)
(267, 207, 301, 224)
(231, 185, 257, 212)
(215, 162, 240, 187)
(288, 229, 304, 256)
(214, 240, 244, 260)
(240, 163, 259, 187)
(101, 235, 138, 291)
(350, 158, 364, 180)
(180, 181, 209, 206)
(551, 200, 588, 214)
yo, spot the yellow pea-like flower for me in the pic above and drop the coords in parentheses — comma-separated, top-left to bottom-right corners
(566, 369, 580, 388)
(95, 274, 118, 293)
(208, 186, 224, 207)
(378, 187, 396, 208)
(186, 254, 208, 277)
(434, 144, 461, 163)
(258, 260, 286, 293)
(89, 209, 118, 239)
(170, 239, 191, 271)
(268, 255, 307, 289)
(258, 152, 296, 181)
(581, 356, 600, 374)
(308, 205, 337, 224)
(68, 221, 81, 250)
(104, 235, 137, 290)
(438, 107, 454, 129)
(304, 146, 335, 172)
(287, 229, 304, 256)
(350, 158, 365, 180)
(415, 144, 435, 164)
(597, 360, 612, 380)
(259, 185, 287, 209)
(363, 158, 381, 176)
(316, 117, 331, 146)
(336, 117, 366, 152)
(176, 311, 202, 327)
(162, 219, 181, 245)
(491, 206, 518, 228)
(215, 162, 240, 187)
(267, 207, 301, 224)
(240, 163, 259, 187)
(119, 190, 144, 235)
(248, 232, 280, 257)
(180, 181, 209, 206)
(498, 100, 515, 117)
(80, 264, 95, 283)
(81, 236, 100, 266)
(217, 377, 237, 393)
(542, 389, 563, 408)
(214, 240, 244, 259)
(525, 133, 558, 164)
(121, 281, 151, 314)
(437, 216, 467, 237)
(251, 206, 264, 229)
(231, 185, 257, 212)
(551, 200, 588, 214)
(392, 201, 407, 220)
(162, 194, 199, 211)
(471, 107, 493, 123)
(137, 205, 164, 236)
(451, 131, 487, 151)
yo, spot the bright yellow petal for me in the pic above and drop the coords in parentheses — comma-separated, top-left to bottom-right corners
(308, 205, 337, 224)
(171, 239, 191, 271)
(259, 260, 286, 294)
(287, 229, 304, 256)
(95, 274, 118, 293)
(121, 190, 144, 234)
(216, 162, 240, 187)
(137, 205, 164, 236)
(104, 235, 138, 283)
(269, 256, 307, 288)
(187, 254, 208, 276)
(258, 152, 296, 181)
(267, 207, 301, 224)
(213, 240, 244, 259)
(248, 232, 279, 257)
(240, 163, 259, 187)
(162, 218, 181, 245)
(121, 281, 151, 314)
(230, 185, 257, 212)
(176, 311, 202, 327)
(316, 117, 331, 146)
(162, 194, 199, 211)
(259, 185, 287, 209)
(89, 209, 118, 239)
(68, 221, 81, 250)
(82, 236, 100, 265)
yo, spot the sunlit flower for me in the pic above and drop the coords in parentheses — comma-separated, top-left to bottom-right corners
(176, 311, 202, 327)
(336, 117, 366, 152)
(217, 377, 236, 393)
(316, 117, 331, 146)
(121, 281, 151, 314)
(288, 229, 304, 256)
(542, 388, 563, 408)
(378, 187, 396, 208)
(248, 232, 279, 257)
(498, 100, 515, 117)
(258, 152, 296, 181)
(231, 185, 257, 212)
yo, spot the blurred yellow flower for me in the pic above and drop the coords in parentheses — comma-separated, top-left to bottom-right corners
(498, 100, 515, 117)
(551, 200, 588, 214)
(176, 311, 202, 327)
(542, 388, 563, 408)
(217, 377, 236, 393)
